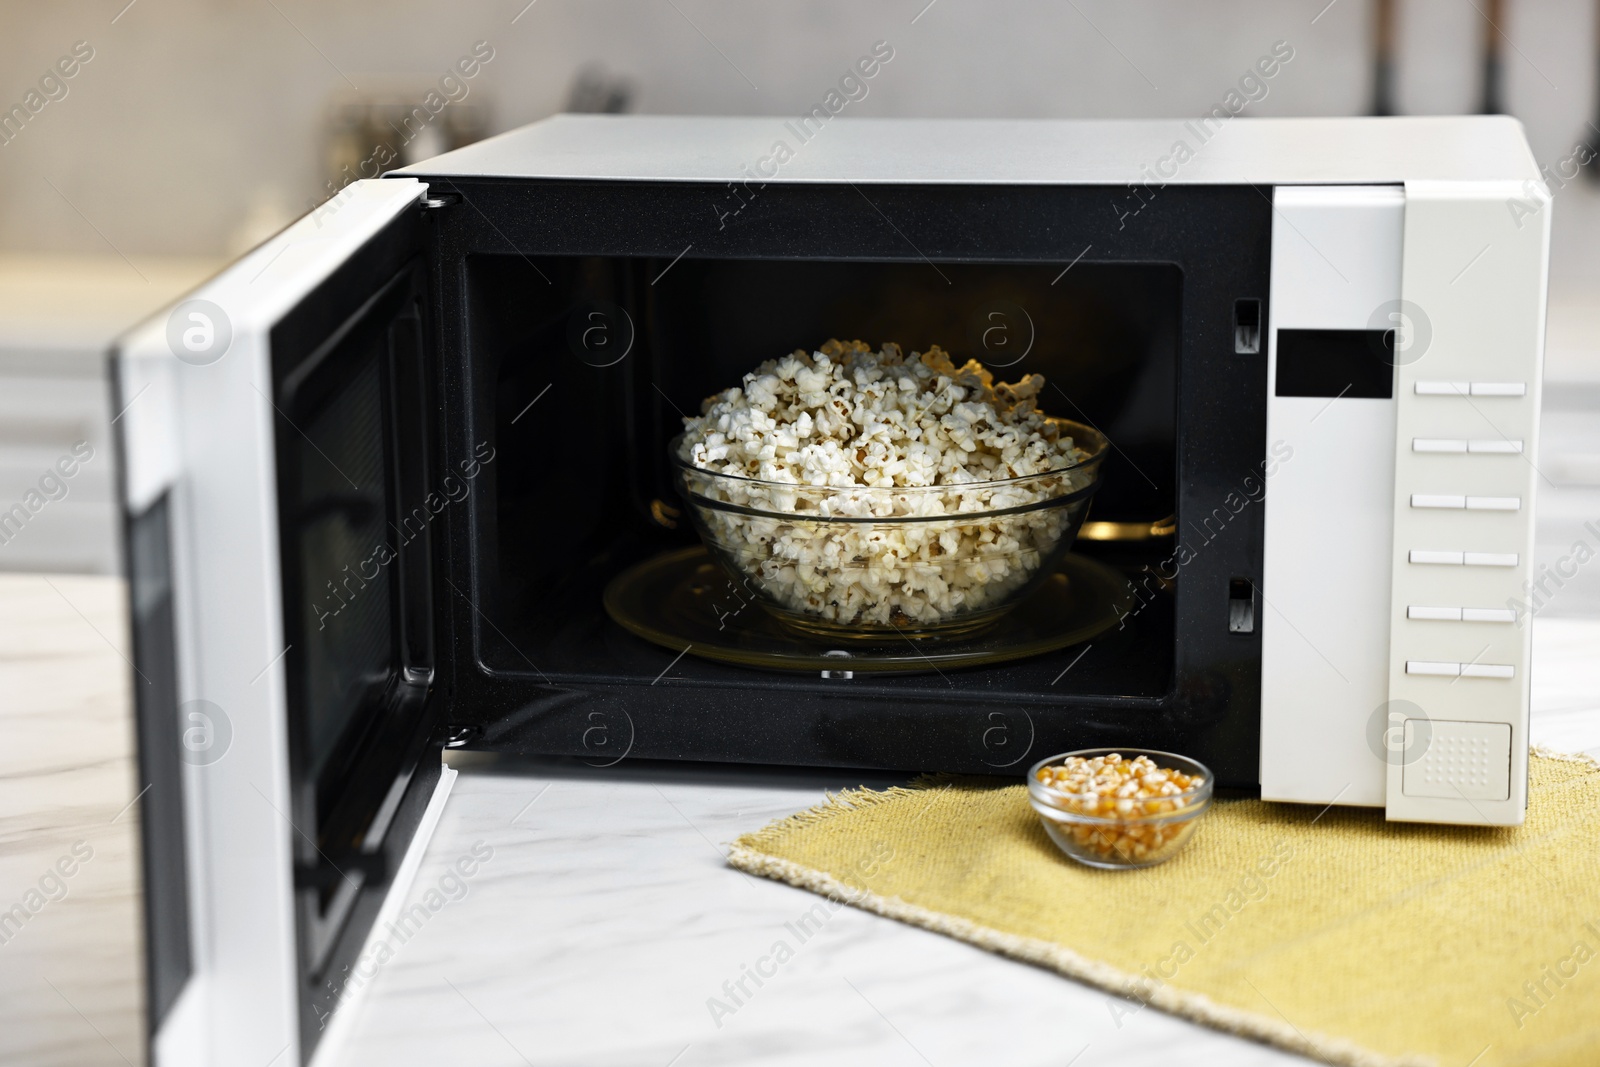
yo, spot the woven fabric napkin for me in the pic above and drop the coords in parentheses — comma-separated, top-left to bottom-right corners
(729, 752, 1600, 1067)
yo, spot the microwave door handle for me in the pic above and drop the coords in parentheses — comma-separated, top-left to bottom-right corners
(300, 684, 427, 896)
(293, 851, 388, 894)
(292, 749, 418, 892)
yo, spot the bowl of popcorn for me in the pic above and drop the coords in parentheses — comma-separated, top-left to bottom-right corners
(1028, 749, 1213, 870)
(671, 339, 1107, 642)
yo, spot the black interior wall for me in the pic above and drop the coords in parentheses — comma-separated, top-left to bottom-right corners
(414, 179, 1271, 789)
(476, 255, 1180, 663)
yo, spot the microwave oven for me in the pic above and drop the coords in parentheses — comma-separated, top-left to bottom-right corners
(113, 115, 1549, 1066)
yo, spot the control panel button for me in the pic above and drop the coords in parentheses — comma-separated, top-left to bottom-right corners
(1406, 606, 1515, 623)
(1412, 494, 1466, 509)
(1413, 438, 1468, 453)
(1413, 380, 1526, 397)
(1406, 660, 1461, 676)
(1465, 496, 1521, 511)
(1401, 720, 1512, 800)
(1460, 663, 1515, 678)
(1404, 660, 1516, 678)
(1410, 549, 1464, 565)
(1461, 608, 1516, 623)
(1463, 552, 1518, 566)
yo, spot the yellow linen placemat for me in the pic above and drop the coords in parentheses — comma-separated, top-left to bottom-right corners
(728, 751, 1600, 1067)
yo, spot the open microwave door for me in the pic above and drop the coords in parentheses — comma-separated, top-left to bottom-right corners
(114, 179, 453, 1067)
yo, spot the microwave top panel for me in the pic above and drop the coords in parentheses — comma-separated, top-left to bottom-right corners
(391, 114, 1542, 187)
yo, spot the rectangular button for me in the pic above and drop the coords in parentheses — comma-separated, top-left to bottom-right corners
(1460, 663, 1515, 679)
(1407, 660, 1461, 676)
(1470, 382, 1526, 397)
(1466, 496, 1521, 511)
(1414, 438, 1468, 453)
(1467, 439, 1524, 454)
(1464, 552, 1519, 567)
(1408, 606, 1462, 621)
(1412, 494, 1466, 509)
(1416, 381, 1470, 396)
(1462, 607, 1516, 623)
(1410, 550, 1464, 565)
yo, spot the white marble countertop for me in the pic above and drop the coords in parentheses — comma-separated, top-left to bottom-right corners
(4, 574, 1599, 1067)
(0, 576, 142, 1067)
(320, 621, 1600, 1067)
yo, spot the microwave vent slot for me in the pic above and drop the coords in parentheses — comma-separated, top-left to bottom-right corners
(1234, 298, 1262, 354)
(1228, 578, 1255, 633)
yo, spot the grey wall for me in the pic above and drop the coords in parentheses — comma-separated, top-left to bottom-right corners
(5, 0, 1600, 593)
(1, 0, 1595, 263)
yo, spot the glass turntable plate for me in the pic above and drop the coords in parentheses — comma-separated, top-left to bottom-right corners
(603, 545, 1134, 674)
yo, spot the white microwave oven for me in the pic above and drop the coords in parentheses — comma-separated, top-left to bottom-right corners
(112, 114, 1550, 1065)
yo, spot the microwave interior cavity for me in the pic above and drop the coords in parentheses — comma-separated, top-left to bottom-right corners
(482, 255, 1180, 676)
(383, 179, 1275, 789)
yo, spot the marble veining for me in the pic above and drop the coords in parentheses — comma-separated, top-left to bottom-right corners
(319, 759, 1310, 1067)
(323, 625, 1600, 1067)
(0, 575, 143, 1067)
(5, 574, 1598, 1067)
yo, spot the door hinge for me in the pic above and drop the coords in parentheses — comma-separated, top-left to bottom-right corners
(444, 723, 482, 748)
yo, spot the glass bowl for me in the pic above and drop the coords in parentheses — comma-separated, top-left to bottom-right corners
(1027, 748, 1213, 870)
(668, 418, 1107, 642)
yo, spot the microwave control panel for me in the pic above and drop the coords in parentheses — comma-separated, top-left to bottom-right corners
(1383, 180, 1546, 826)
(1260, 181, 1547, 826)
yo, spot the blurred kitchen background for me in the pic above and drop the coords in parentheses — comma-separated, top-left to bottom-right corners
(3, 6, 1600, 1064)
(2, 0, 1599, 613)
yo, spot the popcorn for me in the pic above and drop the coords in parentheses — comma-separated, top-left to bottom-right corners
(676, 340, 1097, 631)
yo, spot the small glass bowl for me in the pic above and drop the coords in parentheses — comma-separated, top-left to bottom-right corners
(668, 418, 1106, 643)
(1027, 748, 1213, 870)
